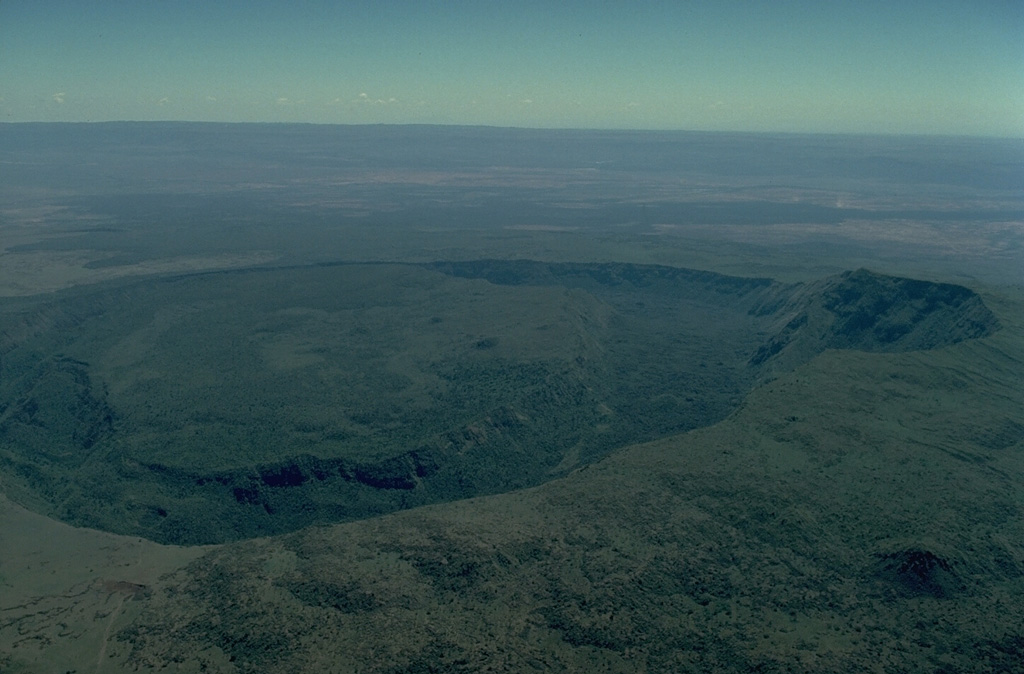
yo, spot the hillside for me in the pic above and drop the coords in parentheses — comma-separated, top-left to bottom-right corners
(2, 279, 1018, 673)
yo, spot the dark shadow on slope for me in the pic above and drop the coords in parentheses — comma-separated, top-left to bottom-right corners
(748, 268, 1000, 374)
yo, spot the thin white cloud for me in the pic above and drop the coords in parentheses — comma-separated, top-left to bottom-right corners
(206, 96, 217, 102)
(52, 92, 65, 104)
(158, 97, 169, 106)
(356, 92, 396, 105)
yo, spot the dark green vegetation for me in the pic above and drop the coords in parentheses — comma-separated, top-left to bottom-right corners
(0, 260, 998, 545)
(110, 286, 1024, 673)
(1, 124, 1021, 673)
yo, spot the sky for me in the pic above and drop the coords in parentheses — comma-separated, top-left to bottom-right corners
(2, 1, 1022, 136)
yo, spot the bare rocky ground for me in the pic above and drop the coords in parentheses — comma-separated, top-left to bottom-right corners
(0, 495, 207, 673)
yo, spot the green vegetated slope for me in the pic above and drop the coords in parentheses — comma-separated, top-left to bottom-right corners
(105, 284, 1024, 673)
(0, 261, 763, 543)
(0, 261, 1000, 547)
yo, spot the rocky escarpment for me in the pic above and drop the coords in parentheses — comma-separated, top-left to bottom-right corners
(425, 259, 774, 298)
(103, 406, 544, 544)
(749, 268, 999, 373)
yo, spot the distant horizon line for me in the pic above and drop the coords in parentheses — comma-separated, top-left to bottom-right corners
(1, 119, 1020, 142)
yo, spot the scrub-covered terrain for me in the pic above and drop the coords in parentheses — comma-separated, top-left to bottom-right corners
(3, 276, 1020, 674)
(1, 124, 1021, 673)
(0, 260, 997, 546)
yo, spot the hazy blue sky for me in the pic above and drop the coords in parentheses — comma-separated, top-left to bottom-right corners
(2, 1, 1022, 136)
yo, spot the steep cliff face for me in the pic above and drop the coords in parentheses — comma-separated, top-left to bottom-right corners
(749, 268, 999, 373)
